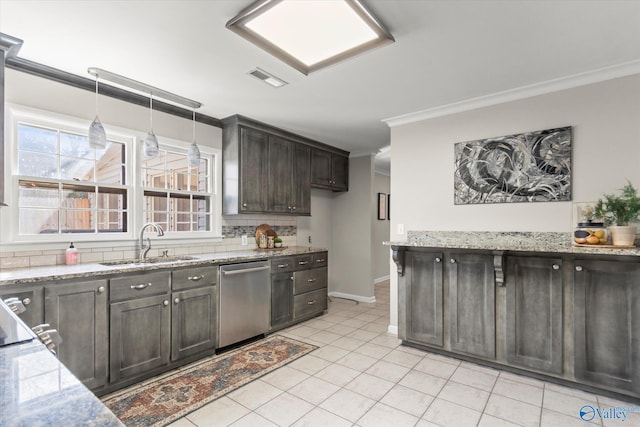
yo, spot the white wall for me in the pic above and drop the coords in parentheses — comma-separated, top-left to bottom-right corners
(373, 173, 390, 282)
(388, 73, 640, 329)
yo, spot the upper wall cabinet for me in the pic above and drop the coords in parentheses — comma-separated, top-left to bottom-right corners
(222, 115, 349, 215)
(311, 149, 349, 192)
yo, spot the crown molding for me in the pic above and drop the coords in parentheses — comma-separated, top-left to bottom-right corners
(382, 59, 640, 128)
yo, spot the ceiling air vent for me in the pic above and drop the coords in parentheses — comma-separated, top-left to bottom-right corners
(248, 67, 288, 88)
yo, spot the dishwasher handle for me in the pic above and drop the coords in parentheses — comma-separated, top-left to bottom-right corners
(222, 265, 270, 276)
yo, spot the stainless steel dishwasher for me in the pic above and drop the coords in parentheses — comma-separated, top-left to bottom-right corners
(219, 260, 271, 348)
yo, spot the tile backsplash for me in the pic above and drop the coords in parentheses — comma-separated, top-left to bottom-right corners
(0, 215, 298, 270)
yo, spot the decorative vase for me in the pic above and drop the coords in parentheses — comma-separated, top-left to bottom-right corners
(608, 225, 636, 246)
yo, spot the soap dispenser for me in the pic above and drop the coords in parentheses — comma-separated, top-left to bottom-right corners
(65, 242, 78, 265)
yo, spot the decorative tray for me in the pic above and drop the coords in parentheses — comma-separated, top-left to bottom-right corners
(573, 244, 636, 249)
(253, 246, 288, 252)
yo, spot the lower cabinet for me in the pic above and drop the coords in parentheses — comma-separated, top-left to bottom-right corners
(448, 253, 495, 359)
(110, 293, 171, 383)
(171, 285, 217, 361)
(44, 279, 108, 390)
(270, 252, 328, 331)
(505, 256, 563, 374)
(574, 259, 640, 393)
(403, 251, 443, 347)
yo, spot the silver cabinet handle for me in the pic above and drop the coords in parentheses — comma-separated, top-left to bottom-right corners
(222, 266, 270, 276)
(23, 297, 31, 305)
(242, 203, 247, 207)
(298, 261, 309, 265)
(307, 278, 317, 283)
(97, 286, 105, 293)
(307, 300, 317, 305)
(290, 276, 294, 281)
(174, 298, 180, 304)
(316, 259, 325, 263)
(292, 206, 297, 210)
(576, 266, 583, 272)
(278, 264, 289, 268)
(163, 300, 169, 306)
(552, 264, 560, 270)
(287, 206, 291, 210)
(435, 257, 441, 263)
(450, 259, 456, 264)
(188, 275, 204, 281)
(131, 283, 152, 290)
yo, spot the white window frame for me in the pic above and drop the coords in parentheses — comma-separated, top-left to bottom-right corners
(1, 104, 222, 248)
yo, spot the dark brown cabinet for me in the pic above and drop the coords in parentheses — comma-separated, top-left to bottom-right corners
(44, 279, 108, 389)
(574, 259, 640, 393)
(270, 251, 328, 331)
(268, 136, 311, 215)
(505, 256, 563, 374)
(311, 149, 349, 192)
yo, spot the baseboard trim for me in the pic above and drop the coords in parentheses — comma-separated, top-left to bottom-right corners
(374, 275, 390, 284)
(387, 325, 398, 336)
(328, 291, 376, 304)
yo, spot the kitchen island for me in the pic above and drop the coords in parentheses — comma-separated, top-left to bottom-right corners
(389, 231, 640, 403)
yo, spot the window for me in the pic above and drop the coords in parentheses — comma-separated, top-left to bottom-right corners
(16, 123, 128, 235)
(141, 148, 213, 233)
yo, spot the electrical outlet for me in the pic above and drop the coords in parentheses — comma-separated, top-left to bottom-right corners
(308, 235, 312, 244)
(241, 235, 248, 245)
(397, 224, 405, 235)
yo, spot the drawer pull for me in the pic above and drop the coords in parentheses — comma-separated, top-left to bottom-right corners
(552, 264, 560, 270)
(188, 275, 204, 281)
(298, 261, 309, 265)
(174, 298, 180, 304)
(23, 297, 31, 305)
(97, 286, 105, 293)
(307, 278, 317, 283)
(450, 259, 456, 264)
(307, 300, 317, 305)
(163, 300, 169, 306)
(435, 257, 441, 263)
(575, 265, 583, 272)
(131, 283, 152, 290)
(316, 259, 325, 263)
(278, 264, 289, 268)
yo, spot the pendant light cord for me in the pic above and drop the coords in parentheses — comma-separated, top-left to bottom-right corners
(95, 76, 99, 115)
(192, 109, 196, 143)
(149, 95, 154, 131)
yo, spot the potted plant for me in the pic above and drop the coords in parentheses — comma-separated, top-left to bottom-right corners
(592, 181, 640, 246)
(274, 237, 283, 248)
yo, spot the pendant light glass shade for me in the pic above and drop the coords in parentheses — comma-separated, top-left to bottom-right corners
(187, 109, 201, 167)
(88, 76, 107, 149)
(143, 95, 159, 158)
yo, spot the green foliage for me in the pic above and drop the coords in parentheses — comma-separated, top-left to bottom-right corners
(592, 181, 640, 226)
(274, 237, 283, 243)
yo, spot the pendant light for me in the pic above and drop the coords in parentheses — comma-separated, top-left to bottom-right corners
(143, 94, 159, 158)
(187, 109, 201, 167)
(88, 75, 107, 149)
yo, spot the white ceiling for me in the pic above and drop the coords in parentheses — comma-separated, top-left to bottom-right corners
(2, 1, 640, 161)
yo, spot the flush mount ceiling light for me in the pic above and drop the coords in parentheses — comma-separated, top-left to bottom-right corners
(248, 67, 288, 88)
(227, 0, 394, 75)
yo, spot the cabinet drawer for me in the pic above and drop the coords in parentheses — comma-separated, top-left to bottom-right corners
(110, 271, 170, 301)
(295, 254, 313, 270)
(312, 252, 328, 268)
(294, 289, 327, 319)
(293, 268, 327, 295)
(271, 256, 296, 273)
(172, 266, 218, 290)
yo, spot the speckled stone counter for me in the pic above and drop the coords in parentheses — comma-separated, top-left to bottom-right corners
(0, 246, 327, 287)
(386, 231, 640, 256)
(0, 340, 123, 427)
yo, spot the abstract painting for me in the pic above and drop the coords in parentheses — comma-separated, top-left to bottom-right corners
(454, 126, 571, 204)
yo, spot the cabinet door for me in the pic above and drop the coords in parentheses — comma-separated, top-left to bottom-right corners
(172, 286, 217, 361)
(239, 127, 268, 212)
(110, 294, 170, 383)
(404, 251, 444, 347)
(331, 154, 349, 191)
(44, 280, 108, 390)
(0, 286, 43, 327)
(574, 259, 640, 392)
(449, 253, 495, 359)
(291, 143, 311, 215)
(268, 136, 293, 213)
(310, 149, 332, 189)
(506, 256, 563, 374)
(271, 272, 294, 330)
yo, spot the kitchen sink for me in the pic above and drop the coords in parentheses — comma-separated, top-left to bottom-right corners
(100, 256, 197, 266)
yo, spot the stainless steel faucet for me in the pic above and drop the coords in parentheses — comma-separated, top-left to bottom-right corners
(139, 222, 165, 260)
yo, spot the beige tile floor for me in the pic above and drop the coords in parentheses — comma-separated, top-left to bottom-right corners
(169, 281, 640, 427)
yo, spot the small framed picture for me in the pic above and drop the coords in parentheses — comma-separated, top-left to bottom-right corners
(377, 193, 387, 220)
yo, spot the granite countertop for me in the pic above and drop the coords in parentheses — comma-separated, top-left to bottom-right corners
(0, 246, 327, 286)
(0, 340, 123, 427)
(385, 231, 640, 257)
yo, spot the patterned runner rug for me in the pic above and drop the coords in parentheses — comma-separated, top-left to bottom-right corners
(101, 335, 316, 427)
